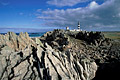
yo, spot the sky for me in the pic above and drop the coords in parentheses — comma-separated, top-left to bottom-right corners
(0, 0, 120, 33)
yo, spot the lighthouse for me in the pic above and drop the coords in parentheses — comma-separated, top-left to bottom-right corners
(78, 21, 80, 30)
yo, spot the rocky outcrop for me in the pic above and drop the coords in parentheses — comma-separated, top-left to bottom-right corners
(0, 32, 36, 51)
(76, 31, 105, 45)
(40, 29, 120, 80)
(36, 43, 97, 80)
(0, 30, 120, 80)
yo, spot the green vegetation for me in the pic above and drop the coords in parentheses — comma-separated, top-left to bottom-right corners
(103, 31, 120, 40)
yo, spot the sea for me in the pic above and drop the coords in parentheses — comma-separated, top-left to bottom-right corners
(28, 32, 46, 37)
(0, 32, 46, 37)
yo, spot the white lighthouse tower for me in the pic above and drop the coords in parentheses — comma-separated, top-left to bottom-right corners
(78, 21, 80, 30)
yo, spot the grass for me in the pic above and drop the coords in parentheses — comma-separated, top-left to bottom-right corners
(103, 31, 120, 40)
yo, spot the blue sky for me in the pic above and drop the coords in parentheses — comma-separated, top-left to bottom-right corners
(0, 0, 120, 32)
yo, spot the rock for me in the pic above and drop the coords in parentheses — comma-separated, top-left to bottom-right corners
(76, 31, 105, 45)
(35, 38, 44, 47)
(43, 46, 97, 80)
(0, 29, 120, 80)
(0, 32, 36, 51)
(40, 29, 69, 51)
(0, 45, 40, 80)
(0, 42, 98, 80)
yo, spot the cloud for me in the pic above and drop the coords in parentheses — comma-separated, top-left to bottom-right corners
(19, 12, 24, 15)
(37, 0, 120, 31)
(47, 0, 88, 7)
(36, 9, 42, 12)
(88, 1, 99, 9)
(0, 1, 9, 6)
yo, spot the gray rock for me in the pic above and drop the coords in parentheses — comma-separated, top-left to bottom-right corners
(1, 29, 119, 80)
(0, 32, 36, 51)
